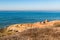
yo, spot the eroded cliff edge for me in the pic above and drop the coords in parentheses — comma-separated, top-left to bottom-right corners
(6, 20, 60, 32)
(0, 20, 60, 40)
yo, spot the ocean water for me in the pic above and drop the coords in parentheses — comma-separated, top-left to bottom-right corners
(0, 11, 60, 28)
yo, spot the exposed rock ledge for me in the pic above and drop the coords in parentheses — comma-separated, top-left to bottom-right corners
(6, 20, 60, 32)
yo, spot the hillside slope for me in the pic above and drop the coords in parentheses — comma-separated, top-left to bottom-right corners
(0, 27, 60, 40)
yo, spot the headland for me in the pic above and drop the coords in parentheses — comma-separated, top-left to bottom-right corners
(0, 20, 60, 40)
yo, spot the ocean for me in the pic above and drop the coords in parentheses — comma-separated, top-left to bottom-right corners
(0, 11, 60, 28)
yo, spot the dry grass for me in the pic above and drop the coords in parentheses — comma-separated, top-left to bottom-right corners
(0, 28, 15, 37)
(0, 27, 60, 40)
(53, 22, 60, 27)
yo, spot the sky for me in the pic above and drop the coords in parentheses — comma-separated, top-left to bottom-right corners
(0, 0, 60, 10)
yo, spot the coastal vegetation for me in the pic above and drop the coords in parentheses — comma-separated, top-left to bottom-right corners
(0, 27, 60, 40)
(0, 20, 60, 40)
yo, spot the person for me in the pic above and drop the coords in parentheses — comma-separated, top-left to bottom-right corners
(45, 19, 49, 23)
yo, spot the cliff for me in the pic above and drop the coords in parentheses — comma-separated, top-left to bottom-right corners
(0, 20, 60, 40)
(6, 20, 60, 32)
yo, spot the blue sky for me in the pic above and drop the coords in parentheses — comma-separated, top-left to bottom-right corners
(0, 0, 60, 10)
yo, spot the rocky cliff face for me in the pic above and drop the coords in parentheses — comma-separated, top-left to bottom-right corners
(6, 20, 60, 32)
